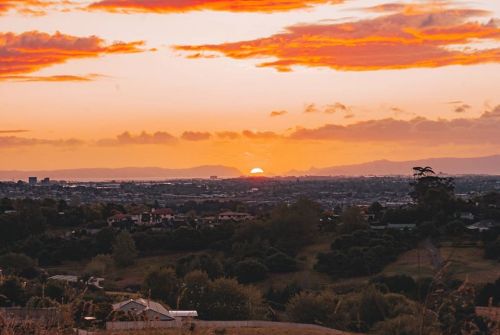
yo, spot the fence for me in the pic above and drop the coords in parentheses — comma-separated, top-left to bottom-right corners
(106, 320, 352, 334)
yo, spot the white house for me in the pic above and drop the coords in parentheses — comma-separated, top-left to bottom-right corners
(218, 211, 254, 222)
(466, 220, 498, 232)
(112, 299, 174, 321)
(112, 299, 198, 322)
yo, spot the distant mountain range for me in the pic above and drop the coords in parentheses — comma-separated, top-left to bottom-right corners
(0, 165, 242, 181)
(2, 155, 500, 181)
(288, 155, 500, 176)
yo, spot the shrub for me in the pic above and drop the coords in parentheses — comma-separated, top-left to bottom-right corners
(233, 259, 269, 284)
(265, 252, 298, 273)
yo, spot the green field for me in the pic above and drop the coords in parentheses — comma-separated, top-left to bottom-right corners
(46, 239, 499, 294)
(383, 245, 500, 283)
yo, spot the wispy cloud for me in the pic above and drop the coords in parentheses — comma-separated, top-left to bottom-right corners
(0, 31, 145, 80)
(325, 102, 350, 114)
(0, 0, 66, 16)
(1, 74, 106, 82)
(0, 130, 29, 134)
(270, 110, 288, 117)
(96, 131, 177, 146)
(0, 136, 83, 148)
(242, 130, 280, 140)
(176, 2, 500, 71)
(304, 104, 319, 114)
(453, 104, 472, 113)
(88, 0, 343, 14)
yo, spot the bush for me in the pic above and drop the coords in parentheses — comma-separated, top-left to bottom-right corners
(232, 259, 268, 284)
(476, 278, 500, 306)
(141, 268, 179, 307)
(371, 275, 417, 299)
(372, 314, 439, 335)
(265, 282, 302, 310)
(176, 253, 223, 279)
(204, 278, 263, 320)
(0, 276, 27, 306)
(84, 254, 114, 277)
(112, 231, 137, 267)
(265, 252, 298, 273)
(179, 271, 210, 313)
(0, 253, 37, 278)
(286, 291, 339, 326)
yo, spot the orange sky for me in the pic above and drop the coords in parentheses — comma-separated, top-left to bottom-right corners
(1, 0, 500, 174)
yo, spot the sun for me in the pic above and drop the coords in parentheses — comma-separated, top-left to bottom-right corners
(250, 167, 264, 175)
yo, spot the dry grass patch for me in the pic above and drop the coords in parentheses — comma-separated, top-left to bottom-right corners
(383, 246, 500, 283)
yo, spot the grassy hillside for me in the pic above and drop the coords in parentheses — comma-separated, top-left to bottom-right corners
(46, 238, 498, 294)
(103, 328, 353, 335)
(383, 244, 499, 283)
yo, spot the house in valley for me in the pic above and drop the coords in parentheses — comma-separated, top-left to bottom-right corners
(112, 298, 197, 322)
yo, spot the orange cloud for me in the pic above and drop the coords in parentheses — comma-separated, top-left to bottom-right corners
(176, 2, 500, 71)
(304, 103, 319, 113)
(242, 130, 280, 140)
(97, 131, 177, 146)
(0, 1, 79, 16)
(290, 105, 500, 144)
(0, 0, 54, 15)
(88, 0, 343, 14)
(0, 130, 29, 134)
(181, 131, 211, 141)
(0, 31, 145, 79)
(270, 110, 288, 117)
(453, 104, 472, 113)
(0, 136, 83, 148)
(216, 131, 240, 140)
(4, 106, 500, 151)
(1, 74, 105, 82)
(325, 102, 350, 114)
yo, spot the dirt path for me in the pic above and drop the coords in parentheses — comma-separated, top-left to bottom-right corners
(422, 238, 444, 270)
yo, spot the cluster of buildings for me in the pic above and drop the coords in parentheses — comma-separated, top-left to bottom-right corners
(107, 208, 254, 229)
(28, 177, 51, 186)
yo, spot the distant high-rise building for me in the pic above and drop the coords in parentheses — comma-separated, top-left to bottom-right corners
(210, 176, 218, 180)
(28, 177, 38, 186)
(41, 177, 50, 185)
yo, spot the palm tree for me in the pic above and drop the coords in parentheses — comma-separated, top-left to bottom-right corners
(413, 166, 435, 178)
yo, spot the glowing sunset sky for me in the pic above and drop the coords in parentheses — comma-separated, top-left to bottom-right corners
(1, 0, 500, 174)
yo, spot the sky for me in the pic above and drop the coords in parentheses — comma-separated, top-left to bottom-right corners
(1, 0, 500, 175)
